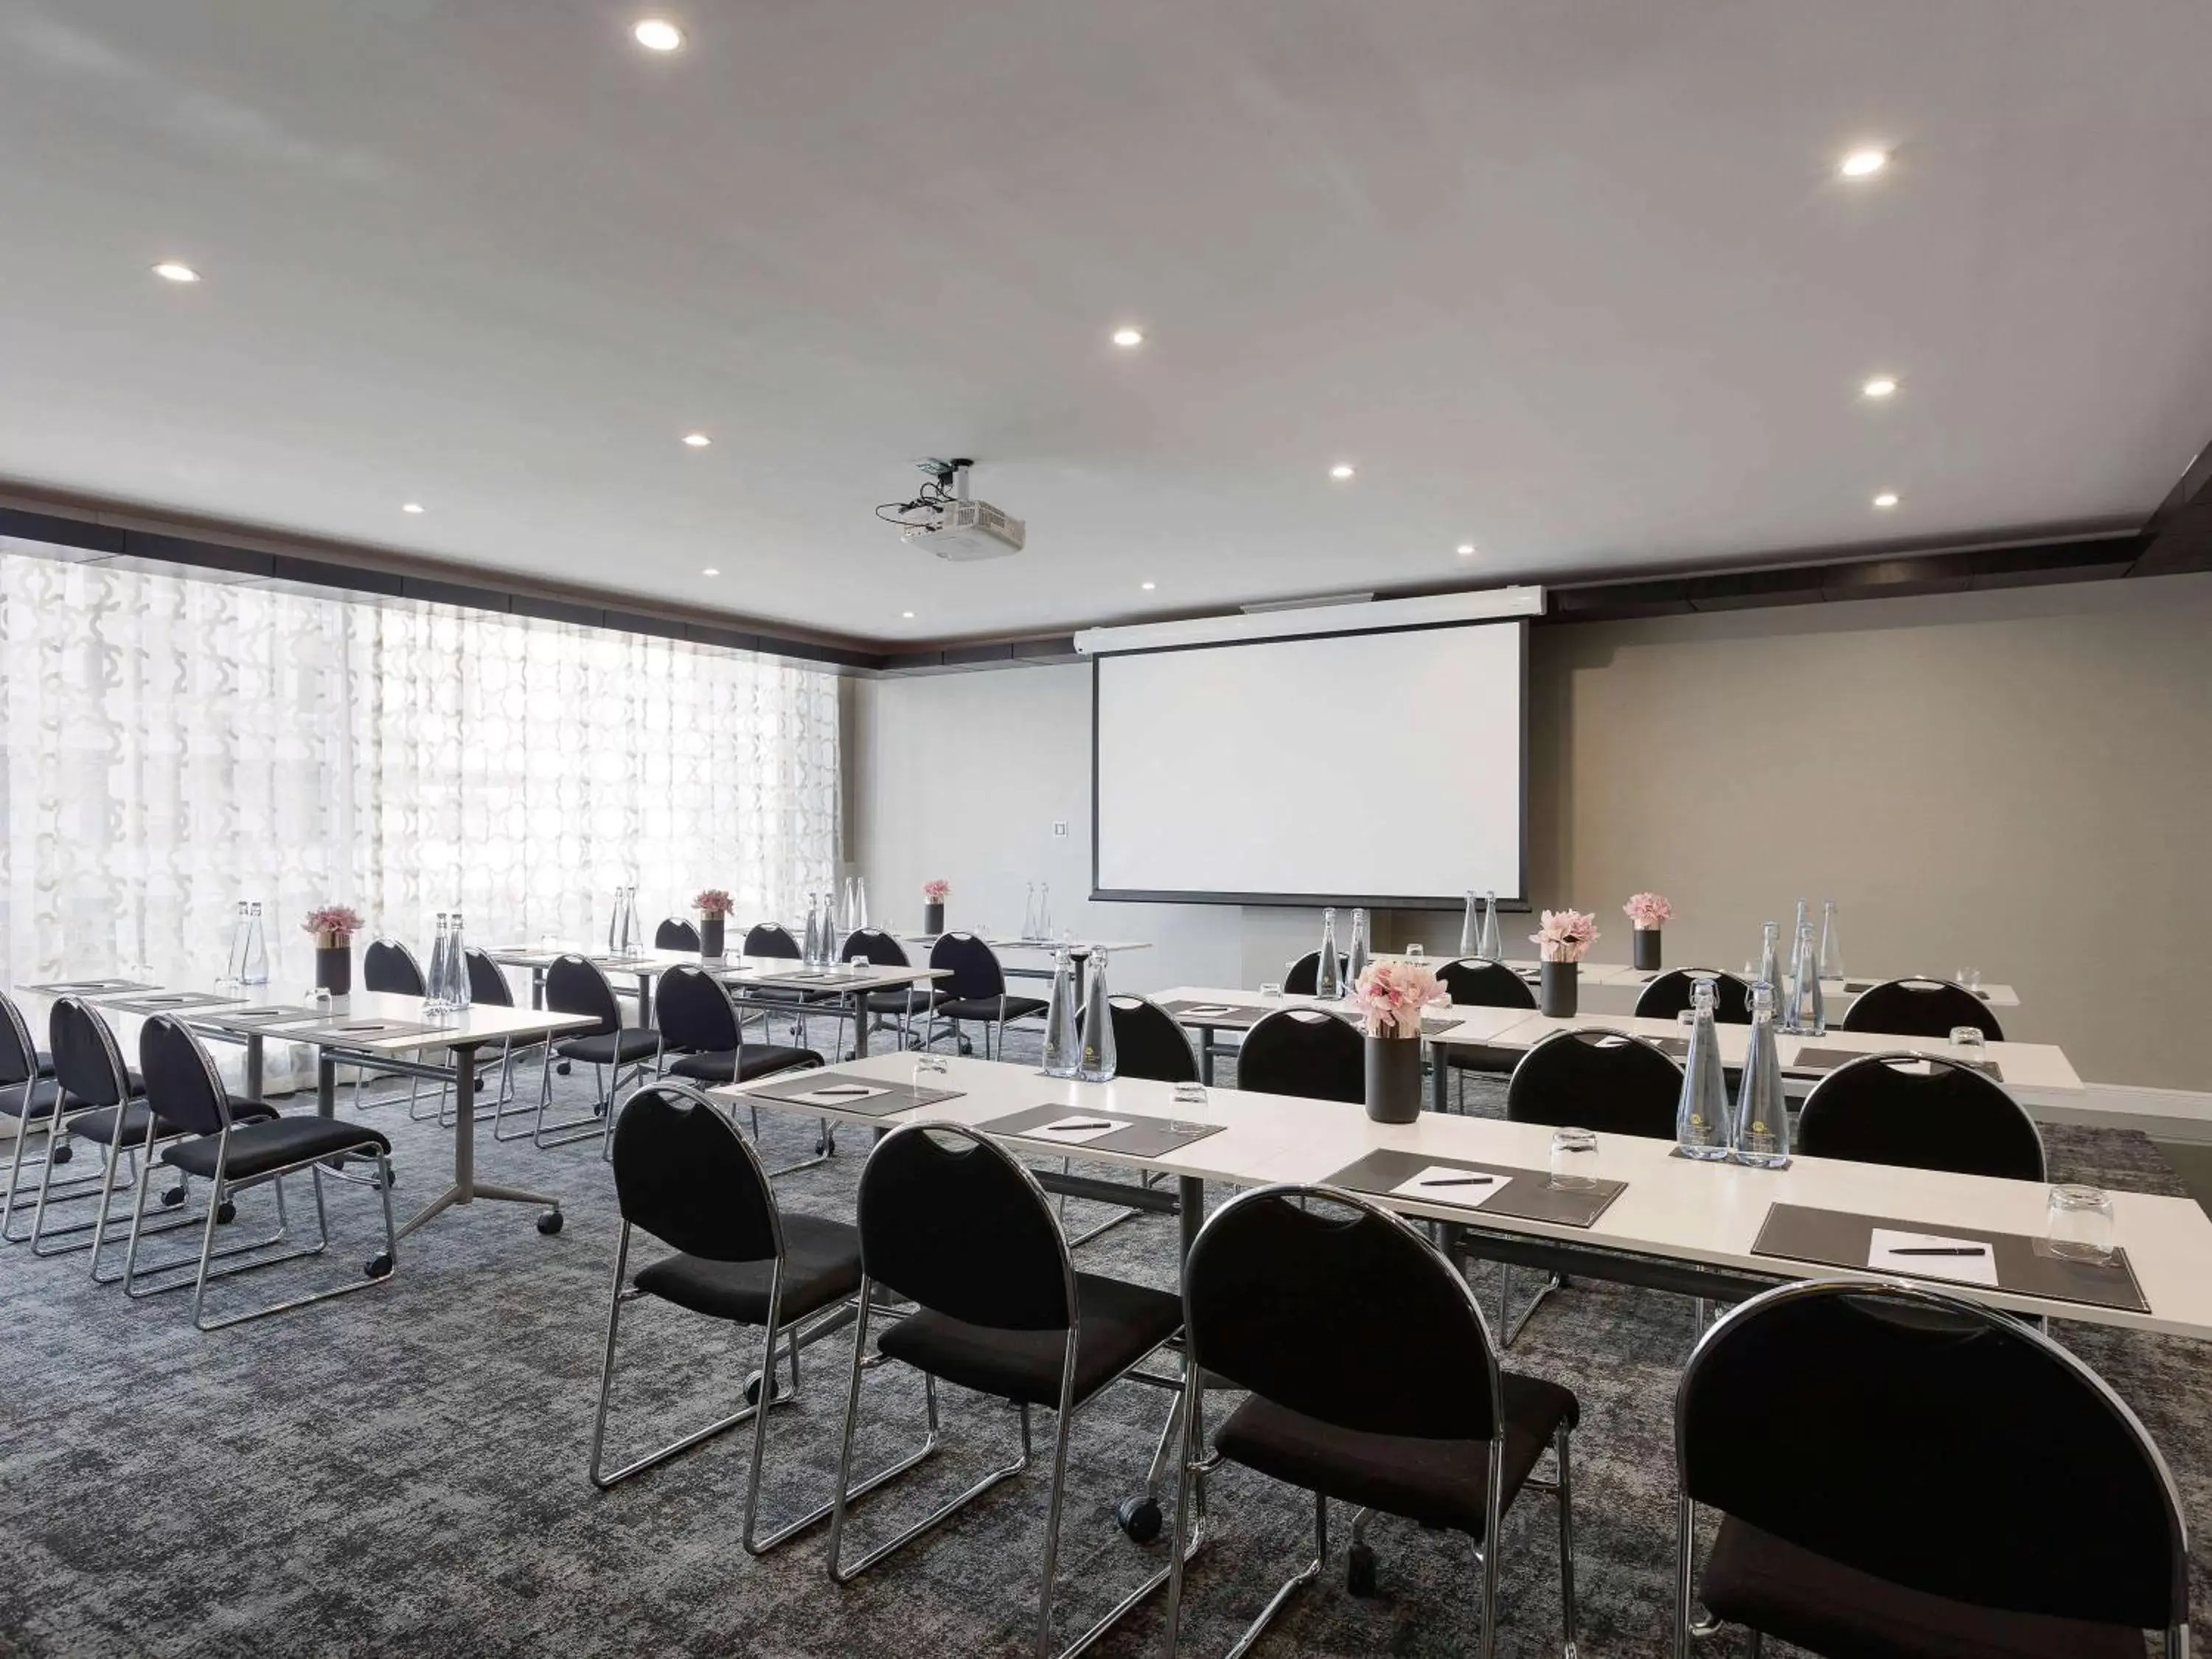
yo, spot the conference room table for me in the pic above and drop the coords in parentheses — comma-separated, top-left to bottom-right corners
(716, 1052, 2212, 1343)
(1146, 985, 2084, 1111)
(1382, 952, 2023, 1012)
(11, 978, 597, 1245)
(896, 933, 1155, 981)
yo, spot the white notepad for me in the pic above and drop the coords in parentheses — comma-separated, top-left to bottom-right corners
(790, 1082, 893, 1106)
(1867, 1228, 1999, 1287)
(1180, 1005, 1237, 1018)
(1389, 1164, 1503, 1206)
(1027, 1115, 1129, 1144)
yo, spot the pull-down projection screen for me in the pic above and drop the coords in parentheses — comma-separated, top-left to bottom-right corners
(1092, 620, 1526, 907)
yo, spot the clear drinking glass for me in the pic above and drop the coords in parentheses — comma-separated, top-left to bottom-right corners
(1260, 981, 1284, 1000)
(1405, 942, 1425, 961)
(1950, 1025, 1986, 1054)
(1550, 1127, 1600, 1190)
(2045, 1184, 2115, 1264)
(1169, 1081, 1208, 1134)
(1956, 967, 1983, 991)
(913, 1053, 950, 1091)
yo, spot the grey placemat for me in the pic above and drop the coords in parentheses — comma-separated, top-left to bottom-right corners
(588, 955, 658, 970)
(192, 1004, 330, 1029)
(274, 1015, 447, 1045)
(1788, 1046, 2002, 1082)
(1750, 1202, 2148, 1313)
(1324, 1147, 1627, 1229)
(742, 1071, 964, 1116)
(978, 1102, 1226, 1158)
(1160, 998, 1265, 1029)
(25, 978, 156, 995)
(101, 992, 248, 1015)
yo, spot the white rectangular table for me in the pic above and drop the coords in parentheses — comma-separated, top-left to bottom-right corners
(716, 1054, 2212, 1342)
(1382, 952, 2021, 1011)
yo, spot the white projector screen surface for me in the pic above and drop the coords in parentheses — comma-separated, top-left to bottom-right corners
(1093, 622, 1525, 905)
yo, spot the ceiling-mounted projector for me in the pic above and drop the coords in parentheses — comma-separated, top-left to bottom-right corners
(877, 457, 1026, 561)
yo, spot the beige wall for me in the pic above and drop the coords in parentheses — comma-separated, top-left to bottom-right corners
(852, 571, 2212, 1091)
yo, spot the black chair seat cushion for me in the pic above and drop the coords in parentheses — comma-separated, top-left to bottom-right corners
(632, 1212, 863, 1327)
(1701, 1517, 2146, 1659)
(875, 1272, 1181, 1409)
(666, 1045, 821, 1085)
(865, 987, 949, 1015)
(1214, 1371, 1579, 1538)
(70, 1096, 276, 1147)
(937, 995, 1047, 1024)
(161, 1115, 391, 1182)
(554, 1028, 661, 1065)
(2, 1077, 64, 1119)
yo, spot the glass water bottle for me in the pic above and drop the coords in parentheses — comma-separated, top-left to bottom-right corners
(1346, 908, 1371, 994)
(802, 893, 823, 965)
(1077, 948, 1116, 1082)
(1733, 980, 1789, 1168)
(1313, 909, 1344, 998)
(1756, 921, 1780, 997)
(448, 912, 472, 1011)
(1022, 883, 1037, 942)
(1478, 890, 1503, 960)
(1040, 947, 1082, 1078)
(1784, 920, 1826, 1036)
(851, 875, 869, 932)
(425, 913, 453, 1012)
(1035, 880, 1051, 940)
(1818, 899, 1843, 981)
(1674, 975, 1733, 1161)
(241, 902, 269, 987)
(1458, 889, 1478, 956)
(225, 900, 251, 986)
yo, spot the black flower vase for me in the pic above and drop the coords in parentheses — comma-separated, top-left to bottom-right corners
(923, 901, 945, 934)
(315, 938, 352, 996)
(1633, 928, 1662, 971)
(1363, 1034, 1423, 1124)
(700, 915, 726, 959)
(1539, 959, 1578, 1017)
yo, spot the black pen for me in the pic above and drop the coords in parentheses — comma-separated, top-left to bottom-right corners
(1421, 1175, 1497, 1188)
(1890, 1245, 1986, 1256)
(811, 1085, 872, 1097)
(1044, 1120, 1116, 1132)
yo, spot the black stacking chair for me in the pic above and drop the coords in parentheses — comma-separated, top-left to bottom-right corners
(1798, 1052, 2045, 1181)
(1488, 1029, 1686, 1343)
(1237, 1007, 1363, 1102)
(1281, 950, 1350, 997)
(1675, 1279, 2188, 1659)
(1634, 967, 1753, 1024)
(843, 927, 946, 1051)
(736, 920, 815, 1041)
(1, 989, 77, 1244)
(1106, 995, 1200, 1085)
(1163, 1184, 1579, 1659)
(593, 1083, 861, 1552)
(653, 963, 821, 1088)
(655, 916, 702, 952)
(828, 1123, 1185, 1659)
(356, 936, 433, 1115)
(923, 933, 1046, 1060)
(511, 954, 661, 1153)
(124, 1016, 397, 1328)
(1844, 977, 2006, 1042)
(1435, 958, 1538, 1107)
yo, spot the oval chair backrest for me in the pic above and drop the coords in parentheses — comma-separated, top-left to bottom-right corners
(653, 963, 741, 1054)
(1843, 978, 2004, 1042)
(464, 947, 515, 1008)
(49, 997, 132, 1108)
(363, 937, 426, 997)
(543, 954, 621, 1036)
(1507, 1029, 1683, 1137)
(655, 917, 702, 952)
(1281, 951, 1349, 997)
(857, 1122, 1072, 1331)
(1188, 1186, 1501, 1441)
(744, 922, 801, 960)
(1634, 969, 1753, 1024)
(1436, 957, 1537, 1010)
(1107, 996, 1200, 1084)
(1797, 1053, 2044, 1181)
(928, 933, 1006, 1001)
(1679, 1279, 2186, 1635)
(0, 990, 38, 1088)
(611, 1084, 780, 1263)
(841, 928, 911, 967)
(138, 1015, 232, 1138)
(1238, 1008, 1364, 1103)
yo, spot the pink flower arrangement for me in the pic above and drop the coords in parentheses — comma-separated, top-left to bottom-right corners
(1531, 908, 1599, 963)
(302, 905, 363, 940)
(1352, 959, 1447, 1039)
(693, 888, 732, 917)
(1624, 892, 1672, 930)
(922, 879, 950, 902)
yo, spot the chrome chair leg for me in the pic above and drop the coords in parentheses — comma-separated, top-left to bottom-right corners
(1556, 1423, 1579, 1659)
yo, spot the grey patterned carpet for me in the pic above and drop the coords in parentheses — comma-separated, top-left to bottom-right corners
(1, 1027, 2206, 1659)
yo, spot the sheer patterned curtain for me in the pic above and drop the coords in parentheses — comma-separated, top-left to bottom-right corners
(0, 546, 840, 1081)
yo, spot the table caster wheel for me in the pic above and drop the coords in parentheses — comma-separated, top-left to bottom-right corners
(594, 1100, 608, 1117)
(365, 1251, 394, 1279)
(1347, 1541, 1377, 1598)
(1114, 1495, 1161, 1544)
(52, 1143, 72, 1166)
(536, 1208, 563, 1235)
(215, 1199, 237, 1224)
(160, 1185, 187, 1208)
(556, 1061, 572, 1077)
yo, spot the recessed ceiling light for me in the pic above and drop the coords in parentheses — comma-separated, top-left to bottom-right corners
(701, 567, 719, 576)
(152, 262, 200, 283)
(682, 432, 711, 448)
(901, 611, 915, 619)
(1456, 543, 1476, 556)
(633, 18, 684, 51)
(1111, 327, 1144, 348)
(401, 502, 425, 514)
(1329, 464, 1355, 481)
(1862, 375, 1899, 399)
(1839, 147, 1889, 179)
(1141, 580, 1156, 591)
(1873, 491, 1900, 509)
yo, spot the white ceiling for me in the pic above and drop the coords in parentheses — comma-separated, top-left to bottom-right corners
(3, 0, 2211, 645)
